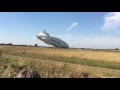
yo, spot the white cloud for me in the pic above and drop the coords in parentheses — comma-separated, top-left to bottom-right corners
(67, 22, 78, 31)
(102, 12, 120, 31)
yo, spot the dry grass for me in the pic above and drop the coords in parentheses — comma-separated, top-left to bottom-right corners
(0, 49, 2, 58)
(30, 49, 120, 63)
(2, 45, 120, 63)
(1, 45, 120, 78)
(1, 54, 120, 78)
(1, 46, 120, 69)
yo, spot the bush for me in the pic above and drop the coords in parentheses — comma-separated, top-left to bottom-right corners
(80, 71, 90, 78)
(16, 68, 41, 78)
(115, 48, 119, 50)
(35, 44, 38, 47)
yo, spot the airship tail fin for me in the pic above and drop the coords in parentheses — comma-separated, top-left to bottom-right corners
(43, 30, 50, 36)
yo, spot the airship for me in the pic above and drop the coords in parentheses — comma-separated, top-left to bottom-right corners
(36, 30, 69, 48)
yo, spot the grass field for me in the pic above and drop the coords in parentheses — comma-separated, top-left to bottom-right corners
(1, 45, 120, 78)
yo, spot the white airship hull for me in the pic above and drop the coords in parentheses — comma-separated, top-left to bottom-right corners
(37, 30, 69, 48)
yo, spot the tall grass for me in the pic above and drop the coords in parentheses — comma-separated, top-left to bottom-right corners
(3, 46, 120, 63)
(1, 54, 120, 78)
(0, 49, 2, 59)
(1, 45, 120, 70)
(3, 51, 120, 70)
(1, 45, 120, 78)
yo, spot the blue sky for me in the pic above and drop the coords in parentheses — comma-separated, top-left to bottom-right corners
(0, 12, 120, 49)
